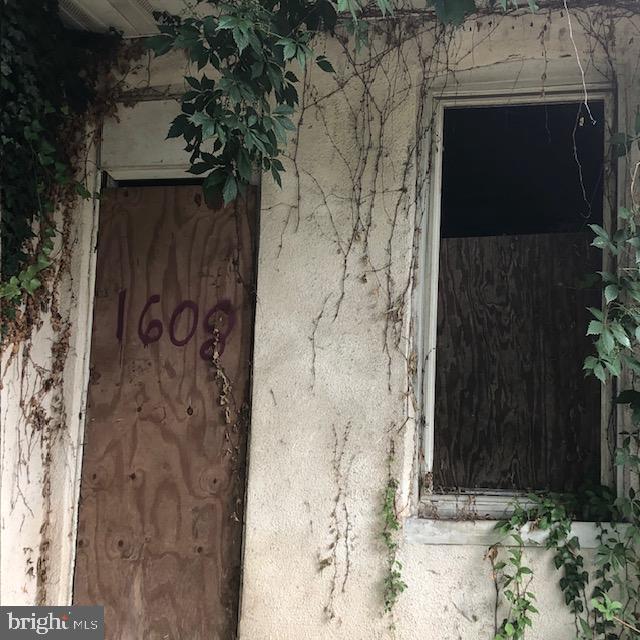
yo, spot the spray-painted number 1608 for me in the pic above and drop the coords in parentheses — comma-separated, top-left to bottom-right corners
(115, 289, 235, 361)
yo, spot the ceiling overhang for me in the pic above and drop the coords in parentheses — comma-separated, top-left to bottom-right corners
(58, 0, 196, 37)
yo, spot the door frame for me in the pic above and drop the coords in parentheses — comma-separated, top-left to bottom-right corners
(64, 103, 260, 621)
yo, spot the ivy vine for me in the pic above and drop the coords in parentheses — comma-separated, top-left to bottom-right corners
(382, 476, 407, 616)
(145, 0, 537, 206)
(4, 0, 639, 633)
(0, 0, 535, 324)
(490, 109, 640, 637)
(0, 0, 119, 322)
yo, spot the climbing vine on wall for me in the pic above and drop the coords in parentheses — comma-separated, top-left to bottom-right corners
(4, 0, 640, 633)
(382, 475, 407, 617)
(0, 0, 532, 320)
(147, 1, 640, 631)
(0, 0, 121, 326)
(488, 114, 640, 636)
(146, 0, 535, 205)
(146, 0, 353, 204)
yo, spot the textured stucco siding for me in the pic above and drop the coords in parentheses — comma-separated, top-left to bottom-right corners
(2, 8, 639, 640)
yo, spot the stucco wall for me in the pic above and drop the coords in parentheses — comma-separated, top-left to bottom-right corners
(2, 6, 640, 640)
(1, 142, 100, 605)
(239, 11, 640, 639)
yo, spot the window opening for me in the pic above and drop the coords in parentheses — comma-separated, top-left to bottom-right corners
(433, 100, 605, 493)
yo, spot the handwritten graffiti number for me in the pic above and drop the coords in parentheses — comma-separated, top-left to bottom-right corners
(120, 290, 235, 359)
(199, 300, 235, 360)
(138, 294, 163, 345)
(169, 300, 198, 347)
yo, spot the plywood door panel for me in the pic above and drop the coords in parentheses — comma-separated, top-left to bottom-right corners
(433, 232, 601, 492)
(73, 186, 256, 640)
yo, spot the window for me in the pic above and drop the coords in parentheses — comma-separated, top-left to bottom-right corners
(421, 94, 612, 516)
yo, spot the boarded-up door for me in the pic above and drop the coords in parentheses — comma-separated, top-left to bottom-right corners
(73, 186, 257, 640)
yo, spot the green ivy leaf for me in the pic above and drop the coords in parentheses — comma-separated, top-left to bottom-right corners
(593, 362, 606, 382)
(611, 132, 633, 158)
(283, 41, 297, 61)
(188, 162, 212, 175)
(316, 55, 335, 73)
(232, 27, 250, 53)
(587, 320, 603, 336)
(217, 15, 238, 30)
(271, 165, 282, 187)
(75, 183, 92, 199)
(604, 356, 621, 376)
(610, 322, 630, 348)
(589, 223, 609, 239)
(185, 76, 201, 90)
(600, 328, 615, 353)
(295, 46, 307, 68)
(604, 284, 619, 303)
(579, 618, 593, 638)
(222, 174, 238, 203)
(26, 277, 41, 295)
(588, 307, 604, 321)
(36, 255, 51, 269)
(201, 118, 217, 140)
(167, 116, 187, 139)
(202, 170, 225, 202)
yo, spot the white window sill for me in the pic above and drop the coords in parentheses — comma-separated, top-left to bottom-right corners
(419, 492, 532, 520)
(405, 517, 622, 549)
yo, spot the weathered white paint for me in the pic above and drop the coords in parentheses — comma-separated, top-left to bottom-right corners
(101, 98, 187, 180)
(1, 138, 101, 605)
(2, 7, 640, 640)
(405, 518, 624, 548)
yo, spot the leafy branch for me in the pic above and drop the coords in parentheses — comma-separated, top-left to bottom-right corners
(146, 0, 541, 206)
(382, 476, 407, 614)
(146, 0, 345, 204)
(491, 543, 537, 640)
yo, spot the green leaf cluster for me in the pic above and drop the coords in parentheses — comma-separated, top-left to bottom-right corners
(148, 0, 536, 205)
(147, 0, 342, 204)
(0, 0, 119, 317)
(610, 110, 640, 158)
(583, 213, 640, 384)
(491, 523, 538, 639)
(494, 490, 640, 639)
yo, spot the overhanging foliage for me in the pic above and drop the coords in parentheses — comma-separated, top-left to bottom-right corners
(0, 0, 118, 313)
(146, 0, 533, 203)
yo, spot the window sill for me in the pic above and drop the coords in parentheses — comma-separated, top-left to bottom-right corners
(405, 517, 621, 549)
(419, 492, 536, 520)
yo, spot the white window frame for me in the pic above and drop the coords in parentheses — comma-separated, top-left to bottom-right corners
(417, 62, 618, 520)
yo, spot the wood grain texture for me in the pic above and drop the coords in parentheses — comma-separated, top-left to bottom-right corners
(433, 232, 601, 492)
(73, 186, 256, 640)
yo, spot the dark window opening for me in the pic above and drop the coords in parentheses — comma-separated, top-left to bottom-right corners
(433, 101, 605, 493)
